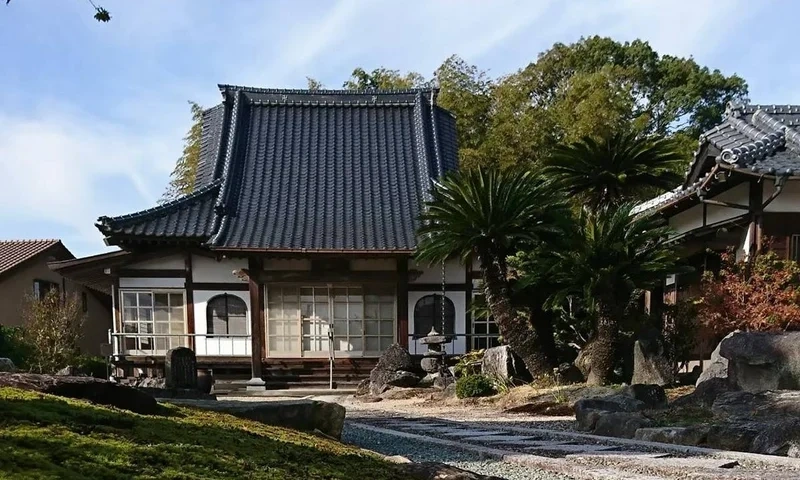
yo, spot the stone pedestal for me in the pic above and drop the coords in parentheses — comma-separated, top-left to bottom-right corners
(420, 330, 452, 389)
(245, 377, 266, 392)
(165, 347, 197, 390)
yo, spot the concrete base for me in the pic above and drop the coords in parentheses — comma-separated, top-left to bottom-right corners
(245, 377, 266, 392)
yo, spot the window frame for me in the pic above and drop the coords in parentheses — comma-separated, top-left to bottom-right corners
(119, 289, 186, 354)
(206, 293, 249, 336)
(413, 294, 456, 338)
(32, 279, 60, 301)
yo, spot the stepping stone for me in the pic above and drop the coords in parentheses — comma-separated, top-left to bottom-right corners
(526, 443, 616, 453)
(462, 434, 537, 443)
(567, 450, 672, 459)
(398, 423, 450, 430)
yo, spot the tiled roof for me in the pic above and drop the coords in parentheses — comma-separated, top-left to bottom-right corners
(636, 103, 800, 215)
(0, 239, 70, 277)
(98, 86, 458, 251)
(96, 181, 221, 242)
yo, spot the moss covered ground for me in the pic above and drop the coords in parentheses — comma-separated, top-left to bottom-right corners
(0, 387, 406, 480)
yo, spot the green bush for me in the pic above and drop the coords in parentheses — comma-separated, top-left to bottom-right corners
(74, 355, 109, 379)
(0, 325, 33, 368)
(453, 349, 484, 377)
(455, 374, 496, 398)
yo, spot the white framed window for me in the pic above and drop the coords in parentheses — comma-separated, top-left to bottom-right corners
(471, 290, 500, 350)
(120, 290, 185, 354)
(207, 294, 248, 335)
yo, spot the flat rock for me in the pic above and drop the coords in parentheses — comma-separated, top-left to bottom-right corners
(751, 419, 800, 455)
(712, 390, 800, 420)
(369, 344, 418, 395)
(574, 394, 646, 431)
(706, 422, 762, 452)
(593, 412, 653, 438)
(634, 426, 710, 446)
(673, 377, 735, 408)
(0, 372, 158, 415)
(696, 331, 738, 387)
(631, 336, 673, 386)
(719, 331, 800, 393)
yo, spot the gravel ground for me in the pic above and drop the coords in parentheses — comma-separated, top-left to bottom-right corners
(343, 423, 576, 480)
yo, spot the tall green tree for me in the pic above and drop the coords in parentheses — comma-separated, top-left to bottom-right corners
(342, 67, 427, 90)
(163, 101, 204, 201)
(480, 36, 748, 167)
(415, 168, 570, 377)
(548, 205, 680, 385)
(544, 132, 684, 210)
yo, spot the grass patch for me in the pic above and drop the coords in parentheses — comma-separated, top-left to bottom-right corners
(0, 387, 405, 479)
(647, 405, 714, 427)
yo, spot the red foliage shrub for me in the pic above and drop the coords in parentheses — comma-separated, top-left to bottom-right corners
(696, 250, 800, 334)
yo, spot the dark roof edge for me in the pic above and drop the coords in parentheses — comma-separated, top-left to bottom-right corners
(211, 247, 414, 254)
(96, 180, 222, 233)
(218, 84, 440, 96)
(1, 241, 73, 280)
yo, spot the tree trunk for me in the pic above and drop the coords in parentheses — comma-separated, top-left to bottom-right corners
(529, 300, 557, 368)
(586, 301, 618, 386)
(481, 256, 550, 377)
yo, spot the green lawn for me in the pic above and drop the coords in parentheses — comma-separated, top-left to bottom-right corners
(0, 387, 406, 480)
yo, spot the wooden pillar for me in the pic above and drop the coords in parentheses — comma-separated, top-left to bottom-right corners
(247, 258, 265, 388)
(749, 179, 764, 254)
(184, 254, 195, 350)
(396, 257, 409, 348)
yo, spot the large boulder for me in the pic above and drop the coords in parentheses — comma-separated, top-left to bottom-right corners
(712, 390, 800, 421)
(573, 394, 646, 431)
(621, 384, 667, 409)
(706, 422, 763, 452)
(369, 344, 419, 395)
(751, 419, 800, 456)
(631, 335, 673, 386)
(0, 372, 159, 415)
(719, 331, 800, 393)
(634, 426, 710, 446)
(696, 331, 738, 387)
(593, 412, 653, 438)
(481, 346, 531, 381)
(672, 377, 735, 408)
(0, 358, 16, 372)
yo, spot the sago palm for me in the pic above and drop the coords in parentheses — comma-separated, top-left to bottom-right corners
(548, 204, 681, 385)
(544, 132, 683, 210)
(416, 167, 570, 377)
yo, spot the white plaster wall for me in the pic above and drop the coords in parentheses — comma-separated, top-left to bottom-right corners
(192, 255, 248, 283)
(128, 255, 185, 270)
(409, 259, 465, 284)
(193, 290, 252, 356)
(119, 278, 185, 289)
(668, 204, 703, 235)
(407, 291, 466, 355)
(263, 258, 311, 271)
(764, 179, 800, 212)
(705, 182, 749, 225)
(350, 258, 396, 271)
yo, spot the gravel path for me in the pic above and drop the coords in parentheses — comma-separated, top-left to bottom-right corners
(343, 423, 575, 480)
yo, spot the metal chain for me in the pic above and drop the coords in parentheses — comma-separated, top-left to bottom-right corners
(441, 260, 446, 334)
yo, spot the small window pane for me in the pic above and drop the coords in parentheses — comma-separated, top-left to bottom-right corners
(138, 293, 153, 307)
(349, 337, 363, 351)
(138, 308, 152, 322)
(269, 337, 281, 351)
(171, 306, 184, 320)
(170, 322, 184, 334)
(154, 307, 169, 322)
(123, 323, 138, 333)
(122, 308, 138, 322)
(333, 288, 348, 302)
(169, 293, 183, 307)
(333, 304, 348, 319)
(155, 323, 169, 334)
(300, 288, 314, 302)
(348, 320, 363, 336)
(380, 303, 394, 319)
(380, 321, 394, 335)
(365, 337, 380, 351)
(154, 294, 169, 308)
(141, 323, 153, 334)
(349, 303, 363, 319)
(122, 293, 137, 307)
(364, 303, 379, 319)
(315, 303, 329, 319)
(380, 337, 394, 351)
(365, 320, 380, 335)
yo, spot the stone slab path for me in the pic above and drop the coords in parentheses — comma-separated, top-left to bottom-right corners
(346, 412, 800, 479)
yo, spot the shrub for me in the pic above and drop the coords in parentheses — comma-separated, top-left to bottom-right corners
(21, 290, 86, 374)
(455, 374, 496, 398)
(453, 349, 484, 377)
(0, 325, 33, 368)
(74, 355, 109, 379)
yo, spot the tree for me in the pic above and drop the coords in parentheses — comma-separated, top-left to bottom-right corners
(548, 205, 680, 385)
(479, 36, 748, 167)
(544, 132, 684, 210)
(434, 55, 494, 168)
(21, 289, 86, 374)
(697, 250, 800, 334)
(306, 77, 325, 91)
(163, 101, 204, 201)
(342, 67, 427, 90)
(415, 168, 570, 377)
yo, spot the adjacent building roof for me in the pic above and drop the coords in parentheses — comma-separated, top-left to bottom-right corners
(97, 86, 459, 252)
(635, 103, 800, 215)
(0, 239, 73, 279)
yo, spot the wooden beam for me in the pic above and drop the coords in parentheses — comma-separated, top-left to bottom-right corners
(251, 269, 399, 284)
(396, 258, 409, 348)
(185, 254, 195, 350)
(248, 258, 265, 380)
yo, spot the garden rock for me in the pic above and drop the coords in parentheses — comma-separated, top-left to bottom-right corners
(712, 390, 800, 420)
(789, 443, 800, 458)
(696, 331, 738, 387)
(575, 409, 605, 431)
(401, 462, 504, 480)
(355, 378, 370, 396)
(621, 384, 668, 409)
(433, 374, 454, 390)
(369, 344, 419, 395)
(574, 395, 646, 431)
(481, 346, 530, 381)
(719, 331, 800, 392)
(0, 372, 159, 415)
(706, 422, 762, 452)
(751, 419, 800, 455)
(0, 358, 16, 372)
(672, 377, 735, 408)
(634, 426, 710, 446)
(631, 336, 673, 386)
(593, 412, 653, 438)
(127, 377, 167, 389)
(554, 362, 584, 384)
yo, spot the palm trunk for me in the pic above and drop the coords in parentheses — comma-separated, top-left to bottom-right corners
(586, 299, 618, 385)
(481, 256, 550, 377)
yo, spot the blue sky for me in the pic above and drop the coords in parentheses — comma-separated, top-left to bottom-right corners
(1, 0, 798, 257)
